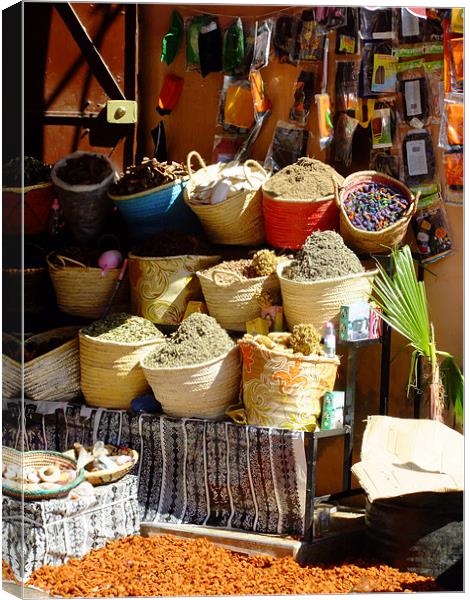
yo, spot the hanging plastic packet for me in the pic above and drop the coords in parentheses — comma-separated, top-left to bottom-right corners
(242, 21, 256, 73)
(186, 14, 212, 72)
(361, 42, 395, 97)
(369, 150, 400, 179)
(297, 10, 325, 63)
(161, 10, 184, 66)
(449, 37, 463, 93)
(411, 186, 453, 263)
(315, 93, 333, 150)
(313, 7, 347, 34)
(273, 14, 298, 65)
(156, 74, 184, 116)
(151, 121, 167, 162)
(398, 8, 421, 43)
(439, 93, 464, 149)
(450, 8, 464, 34)
(397, 61, 429, 127)
(443, 150, 463, 206)
(250, 70, 271, 119)
(264, 121, 310, 173)
(251, 19, 273, 71)
(401, 127, 436, 186)
(212, 134, 246, 163)
(422, 9, 444, 42)
(359, 8, 395, 41)
(334, 113, 359, 167)
(234, 109, 271, 163)
(424, 60, 444, 123)
(335, 8, 359, 55)
(370, 99, 395, 149)
(199, 18, 223, 77)
(223, 18, 244, 76)
(288, 70, 316, 126)
(218, 76, 255, 131)
(335, 60, 359, 113)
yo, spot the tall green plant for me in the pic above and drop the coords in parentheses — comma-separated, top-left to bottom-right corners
(371, 245, 463, 426)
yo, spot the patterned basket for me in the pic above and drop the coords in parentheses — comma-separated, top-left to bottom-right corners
(2, 447, 84, 501)
(277, 261, 377, 331)
(141, 346, 241, 420)
(183, 151, 267, 246)
(24, 326, 81, 402)
(47, 253, 129, 319)
(79, 331, 164, 409)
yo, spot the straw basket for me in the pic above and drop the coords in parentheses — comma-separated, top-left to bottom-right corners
(141, 346, 241, 420)
(2, 333, 21, 399)
(63, 446, 138, 486)
(24, 326, 81, 402)
(197, 268, 280, 332)
(227, 335, 339, 431)
(128, 253, 220, 325)
(183, 151, 267, 246)
(277, 261, 377, 331)
(47, 253, 129, 319)
(262, 190, 340, 250)
(3, 182, 55, 236)
(109, 177, 201, 242)
(334, 171, 418, 254)
(79, 331, 164, 409)
(2, 447, 84, 501)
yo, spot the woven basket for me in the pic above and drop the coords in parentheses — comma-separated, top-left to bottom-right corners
(197, 268, 280, 332)
(79, 331, 164, 409)
(24, 326, 81, 402)
(2, 333, 21, 399)
(128, 253, 220, 325)
(334, 171, 418, 254)
(227, 335, 340, 431)
(277, 261, 377, 331)
(63, 446, 138, 486)
(183, 151, 267, 246)
(141, 346, 241, 420)
(3, 182, 55, 236)
(2, 447, 84, 501)
(262, 190, 340, 250)
(47, 253, 129, 319)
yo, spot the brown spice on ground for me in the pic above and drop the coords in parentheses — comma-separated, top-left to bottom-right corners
(2, 560, 19, 583)
(263, 157, 344, 202)
(27, 535, 441, 597)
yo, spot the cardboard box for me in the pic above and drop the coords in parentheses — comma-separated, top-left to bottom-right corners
(184, 301, 208, 319)
(320, 391, 345, 430)
(246, 317, 270, 336)
(339, 303, 370, 341)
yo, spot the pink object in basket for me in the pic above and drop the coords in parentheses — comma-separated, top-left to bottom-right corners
(98, 250, 123, 277)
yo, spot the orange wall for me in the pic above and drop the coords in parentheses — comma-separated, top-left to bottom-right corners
(138, 4, 464, 492)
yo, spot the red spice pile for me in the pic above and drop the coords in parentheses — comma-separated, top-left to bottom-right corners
(26, 535, 441, 597)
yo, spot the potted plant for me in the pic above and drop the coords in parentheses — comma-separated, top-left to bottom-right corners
(371, 245, 463, 428)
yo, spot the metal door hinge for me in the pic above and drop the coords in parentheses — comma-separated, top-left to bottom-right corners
(107, 100, 137, 124)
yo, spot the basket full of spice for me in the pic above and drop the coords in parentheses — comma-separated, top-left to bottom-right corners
(277, 231, 377, 331)
(79, 313, 165, 410)
(197, 250, 281, 332)
(227, 326, 339, 431)
(47, 248, 129, 319)
(141, 314, 241, 420)
(334, 171, 418, 254)
(109, 158, 200, 241)
(262, 158, 344, 250)
(128, 231, 220, 326)
(24, 326, 81, 402)
(183, 151, 268, 246)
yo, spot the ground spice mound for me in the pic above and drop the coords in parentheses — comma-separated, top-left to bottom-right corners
(82, 312, 164, 343)
(283, 230, 364, 282)
(27, 535, 441, 597)
(143, 313, 234, 368)
(263, 157, 344, 202)
(202, 259, 256, 282)
(2, 560, 19, 583)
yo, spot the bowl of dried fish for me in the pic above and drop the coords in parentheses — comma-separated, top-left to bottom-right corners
(2, 447, 84, 500)
(63, 442, 139, 486)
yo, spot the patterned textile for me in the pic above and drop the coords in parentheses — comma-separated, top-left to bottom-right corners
(2, 401, 307, 536)
(2, 475, 140, 582)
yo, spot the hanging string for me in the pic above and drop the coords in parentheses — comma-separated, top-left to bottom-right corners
(180, 5, 307, 21)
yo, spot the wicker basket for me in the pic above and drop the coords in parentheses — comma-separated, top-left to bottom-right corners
(63, 446, 138, 486)
(228, 335, 339, 431)
(197, 268, 280, 332)
(277, 261, 377, 331)
(2, 447, 84, 501)
(79, 331, 164, 409)
(2, 333, 21, 399)
(47, 253, 129, 319)
(128, 253, 220, 325)
(141, 346, 241, 420)
(183, 151, 267, 246)
(24, 326, 81, 402)
(334, 171, 418, 254)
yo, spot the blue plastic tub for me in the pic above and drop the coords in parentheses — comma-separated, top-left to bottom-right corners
(109, 178, 201, 241)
